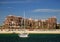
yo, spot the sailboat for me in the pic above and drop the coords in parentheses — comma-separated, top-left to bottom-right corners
(18, 11, 29, 38)
(19, 32, 29, 38)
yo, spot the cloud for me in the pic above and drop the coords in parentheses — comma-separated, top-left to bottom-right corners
(33, 9, 60, 12)
(7, 7, 13, 8)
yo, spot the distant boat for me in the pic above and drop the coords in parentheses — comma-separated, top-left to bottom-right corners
(18, 33, 29, 38)
(18, 11, 29, 38)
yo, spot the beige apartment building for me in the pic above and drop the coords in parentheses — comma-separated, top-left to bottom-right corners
(1, 15, 57, 30)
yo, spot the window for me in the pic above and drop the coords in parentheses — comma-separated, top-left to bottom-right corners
(9, 24, 12, 26)
(10, 19, 13, 21)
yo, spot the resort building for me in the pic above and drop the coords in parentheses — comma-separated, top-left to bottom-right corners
(2, 15, 22, 30)
(2, 15, 57, 30)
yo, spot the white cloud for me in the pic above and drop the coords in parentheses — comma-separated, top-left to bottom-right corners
(33, 9, 60, 12)
(7, 7, 13, 8)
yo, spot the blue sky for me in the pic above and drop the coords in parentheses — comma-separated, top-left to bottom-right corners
(0, 0, 60, 24)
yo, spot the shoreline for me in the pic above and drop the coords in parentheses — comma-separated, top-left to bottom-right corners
(0, 29, 60, 34)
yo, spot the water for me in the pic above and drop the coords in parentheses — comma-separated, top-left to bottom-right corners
(0, 34, 60, 42)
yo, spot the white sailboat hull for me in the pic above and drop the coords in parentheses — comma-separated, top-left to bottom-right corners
(19, 33, 28, 38)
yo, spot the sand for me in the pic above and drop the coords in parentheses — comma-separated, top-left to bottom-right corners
(0, 29, 60, 34)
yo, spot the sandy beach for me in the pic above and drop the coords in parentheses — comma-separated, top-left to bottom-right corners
(0, 29, 60, 34)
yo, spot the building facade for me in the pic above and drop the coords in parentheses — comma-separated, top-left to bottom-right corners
(3, 15, 57, 30)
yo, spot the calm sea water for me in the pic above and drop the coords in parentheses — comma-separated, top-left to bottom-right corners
(0, 34, 60, 42)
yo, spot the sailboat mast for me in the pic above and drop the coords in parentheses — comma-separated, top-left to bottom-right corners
(24, 11, 25, 30)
